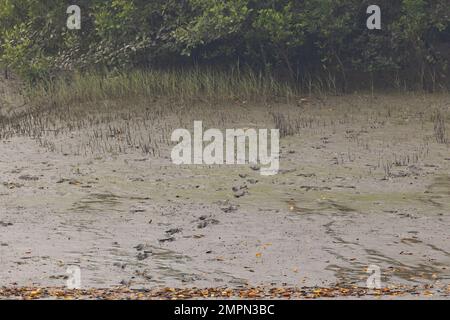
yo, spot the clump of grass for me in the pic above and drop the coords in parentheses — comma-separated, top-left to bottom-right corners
(27, 68, 300, 108)
(270, 111, 294, 138)
(432, 109, 447, 144)
(6, 67, 302, 157)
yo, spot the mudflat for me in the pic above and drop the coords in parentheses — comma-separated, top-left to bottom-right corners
(1, 81, 449, 298)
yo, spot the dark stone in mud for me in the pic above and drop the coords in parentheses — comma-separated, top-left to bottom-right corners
(0, 221, 13, 227)
(239, 174, 248, 179)
(134, 244, 145, 251)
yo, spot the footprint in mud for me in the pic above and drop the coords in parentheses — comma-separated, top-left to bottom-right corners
(72, 192, 121, 212)
(238, 173, 258, 185)
(130, 207, 146, 214)
(18, 174, 40, 181)
(196, 215, 219, 229)
(364, 248, 449, 283)
(326, 200, 355, 213)
(420, 175, 450, 208)
(137, 252, 150, 261)
(286, 198, 355, 215)
(215, 199, 239, 213)
(132, 244, 199, 284)
(2, 181, 24, 189)
(165, 228, 182, 236)
(220, 204, 239, 213)
(427, 175, 450, 196)
(232, 185, 248, 198)
(158, 237, 176, 244)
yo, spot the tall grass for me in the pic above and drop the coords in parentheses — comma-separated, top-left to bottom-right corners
(433, 109, 447, 144)
(28, 68, 300, 107)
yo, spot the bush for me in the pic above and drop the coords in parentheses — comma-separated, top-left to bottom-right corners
(1, 0, 449, 89)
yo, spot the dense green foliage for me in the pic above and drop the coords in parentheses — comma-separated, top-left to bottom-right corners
(0, 0, 449, 90)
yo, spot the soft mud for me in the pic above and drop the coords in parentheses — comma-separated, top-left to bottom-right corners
(1, 86, 449, 298)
